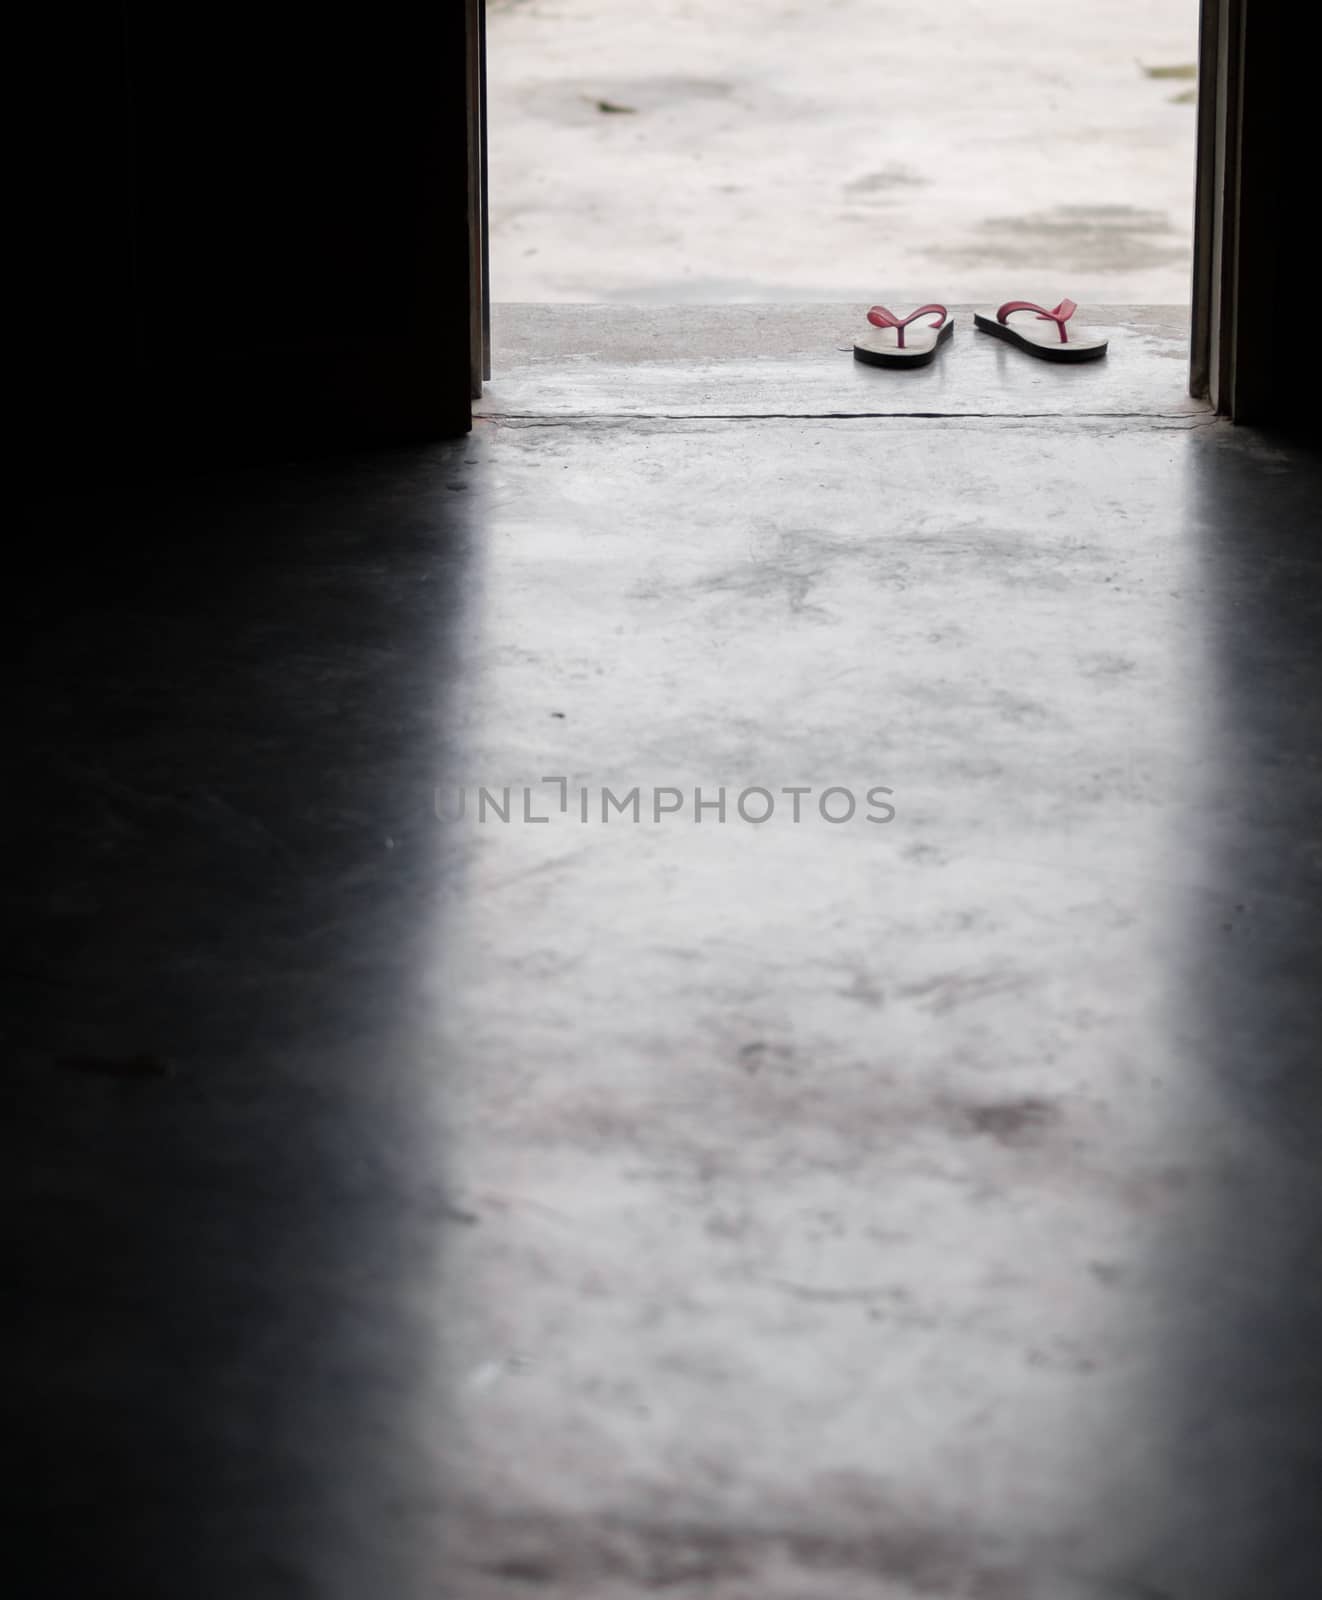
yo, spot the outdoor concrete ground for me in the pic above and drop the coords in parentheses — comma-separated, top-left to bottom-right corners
(487, 0, 1200, 305)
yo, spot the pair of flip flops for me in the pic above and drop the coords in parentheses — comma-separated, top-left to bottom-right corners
(853, 300, 1108, 368)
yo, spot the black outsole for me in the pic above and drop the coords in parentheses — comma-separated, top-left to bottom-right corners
(973, 312, 1107, 363)
(853, 317, 954, 369)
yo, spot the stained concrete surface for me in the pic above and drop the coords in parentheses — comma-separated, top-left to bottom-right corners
(479, 302, 1198, 416)
(9, 309, 1322, 1599)
(488, 0, 1200, 304)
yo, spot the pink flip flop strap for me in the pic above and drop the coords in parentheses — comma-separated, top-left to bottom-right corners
(867, 302, 948, 350)
(996, 298, 1078, 344)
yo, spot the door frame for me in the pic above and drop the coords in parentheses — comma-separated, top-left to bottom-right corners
(1189, 0, 1292, 421)
(467, 0, 490, 399)
(472, 2, 1269, 425)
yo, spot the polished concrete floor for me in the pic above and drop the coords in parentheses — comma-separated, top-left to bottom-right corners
(9, 310, 1322, 1599)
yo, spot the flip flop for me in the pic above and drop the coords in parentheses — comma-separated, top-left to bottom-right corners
(973, 298, 1108, 363)
(853, 303, 953, 369)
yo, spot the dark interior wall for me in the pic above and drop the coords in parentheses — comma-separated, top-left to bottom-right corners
(1224, 0, 1320, 427)
(20, 4, 474, 475)
(1263, 4, 1318, 427)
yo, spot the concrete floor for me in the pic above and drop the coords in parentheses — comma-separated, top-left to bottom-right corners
(488, 0, 1200, 304)
(10, 309, 1322, 1599)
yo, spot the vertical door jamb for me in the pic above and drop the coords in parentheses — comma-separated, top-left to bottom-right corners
(1189, 0, 1220, 404)
(467, 0, 490, 398)
(1190, 0, 1286, 422)
(1190, 0, 1242, 413)
(480, 0, 491, 382)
